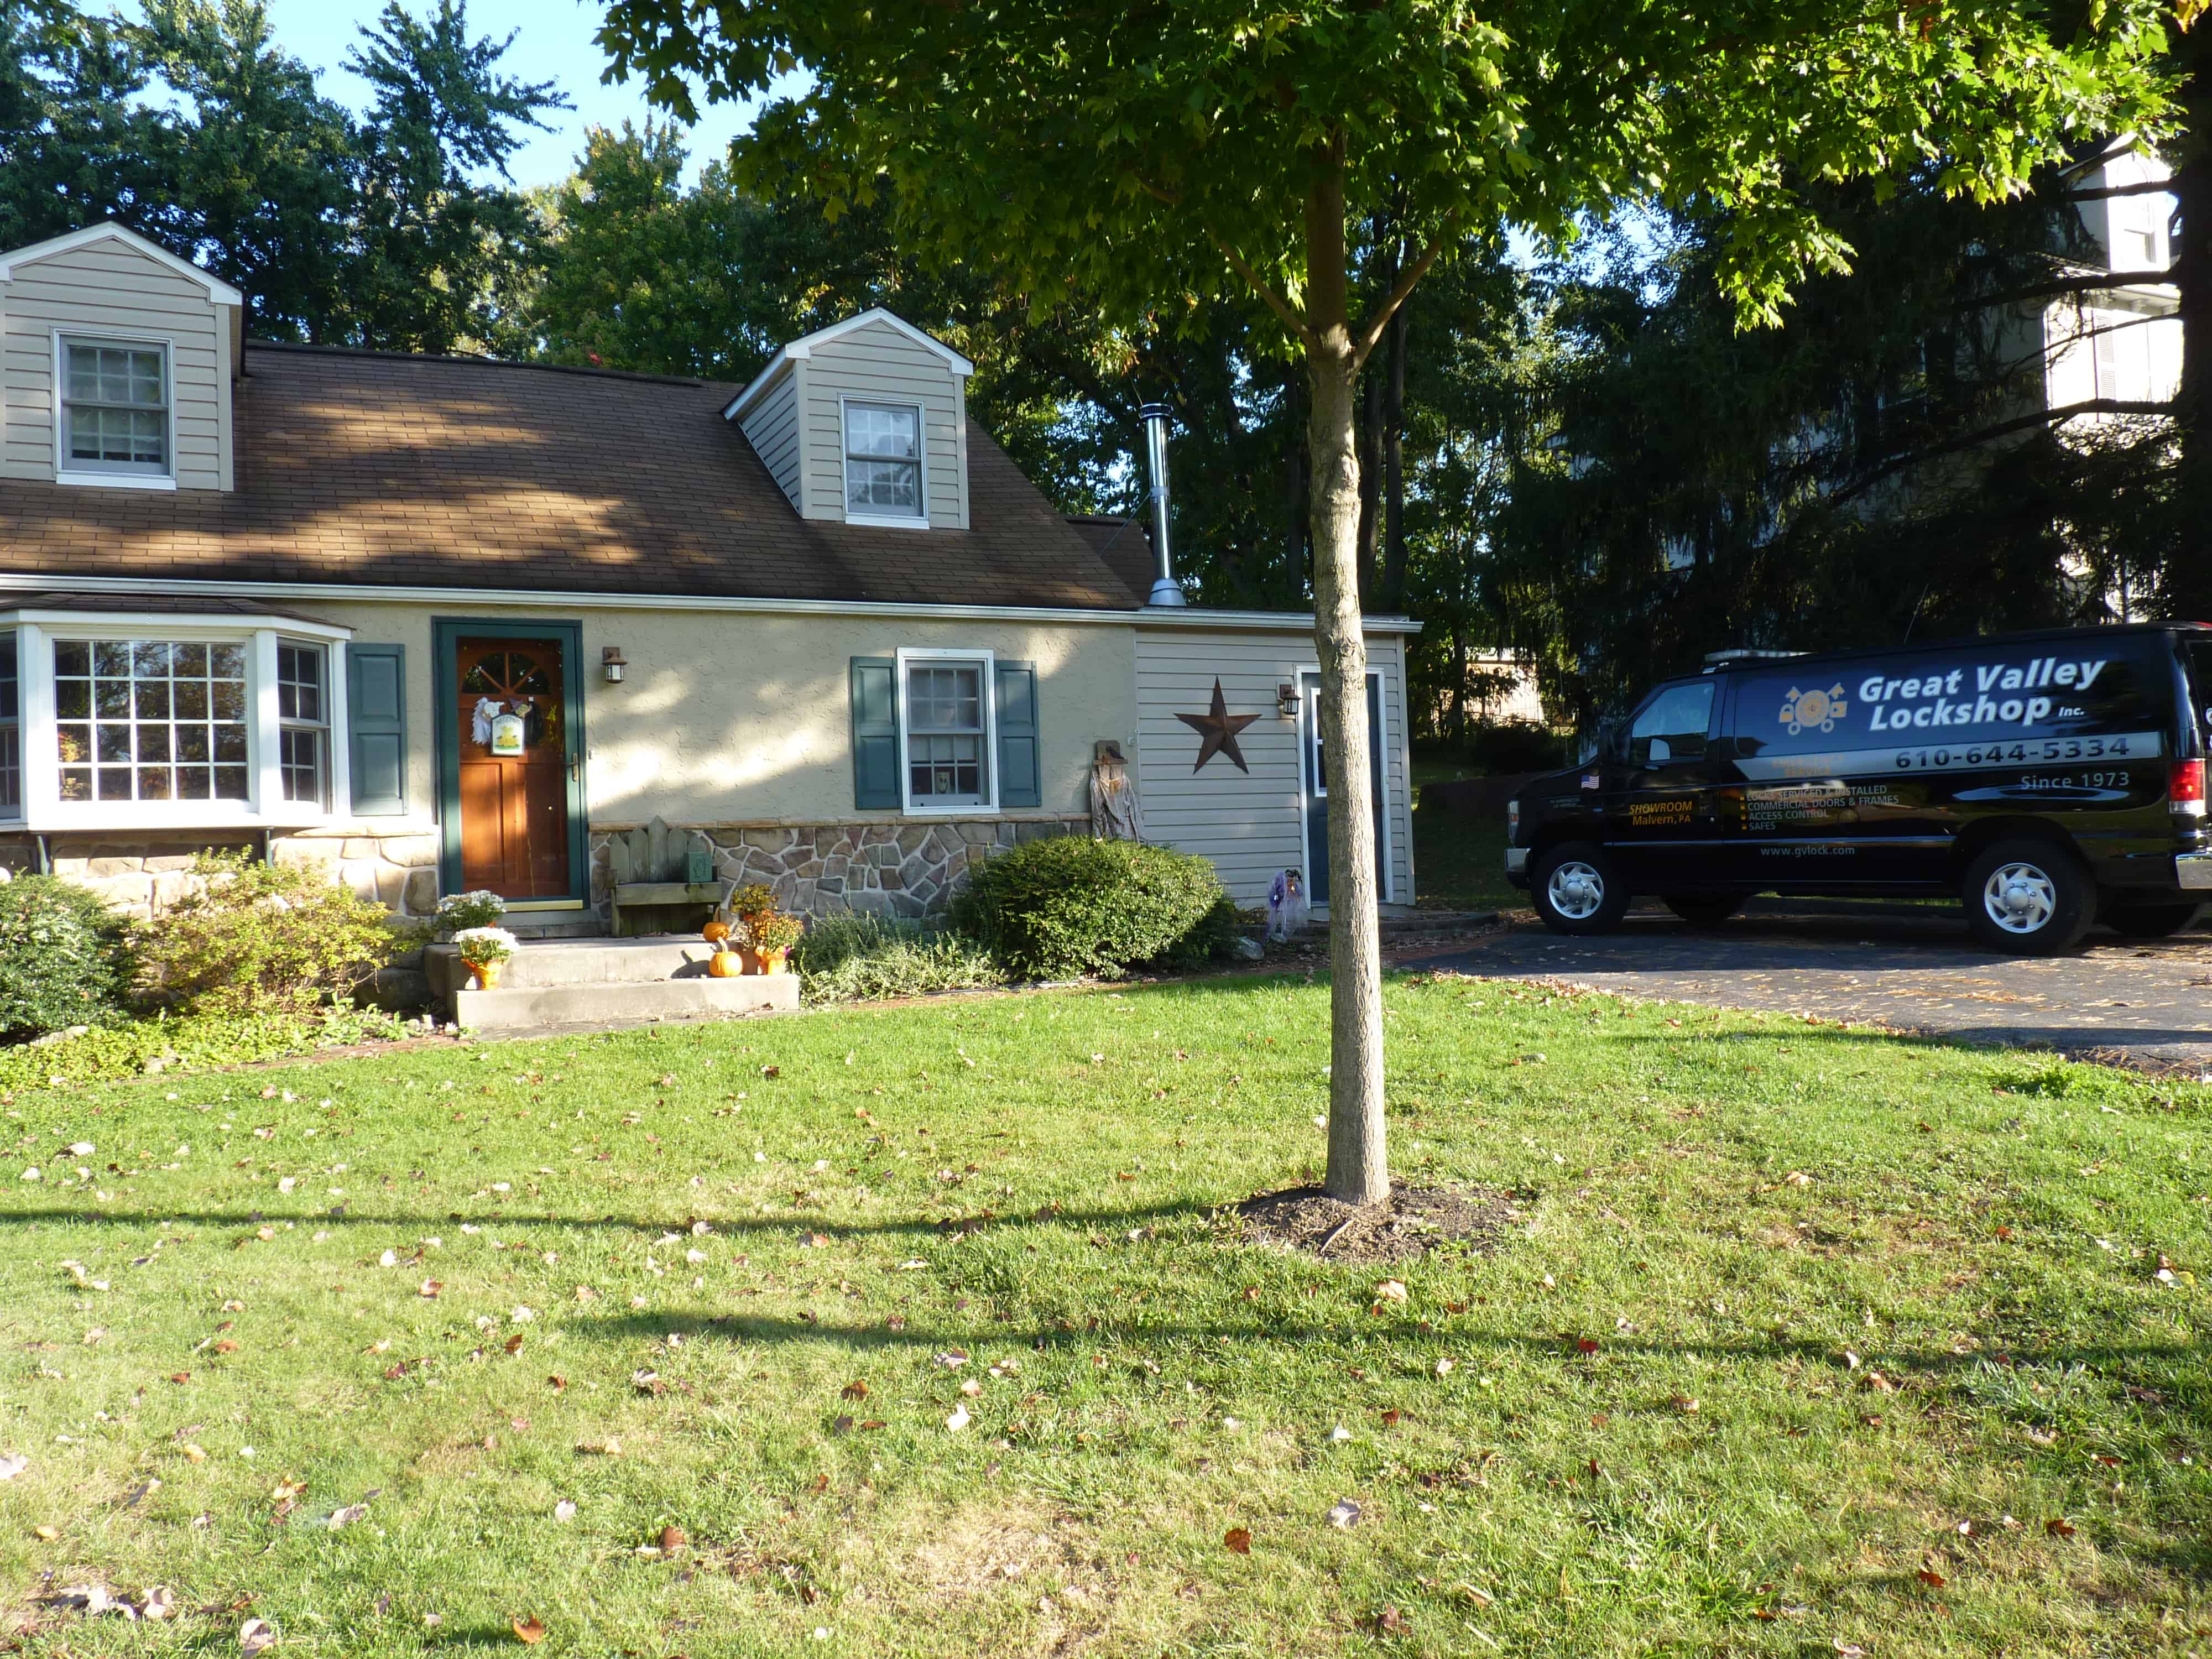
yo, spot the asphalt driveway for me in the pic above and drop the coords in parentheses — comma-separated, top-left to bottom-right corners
(1402, 900, 2212, 1073)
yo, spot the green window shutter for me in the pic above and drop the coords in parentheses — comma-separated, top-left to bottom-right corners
(346, 643, 406, 817)
(851, 657, 900, 808)
(995, 660, 1041, 808)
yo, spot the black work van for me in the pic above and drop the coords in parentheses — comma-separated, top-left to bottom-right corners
(1504, 623, 2212, 953)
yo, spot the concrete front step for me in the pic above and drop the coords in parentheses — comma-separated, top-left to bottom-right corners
(425, 936, 799, 1029)
(453, 974, 798, 1031)
(504, 911, 606, 941)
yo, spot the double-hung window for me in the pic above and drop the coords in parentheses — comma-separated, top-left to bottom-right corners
(60, 337, 170, 482)
(903, 655, 990, 808)
(844, 401, 924, 522)
(277, 642, 329, 806)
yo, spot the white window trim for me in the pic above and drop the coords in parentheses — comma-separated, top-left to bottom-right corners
(53, 329, 180, 492)
(839, 393, 930, 529)
(1296, 665, 1394, 907)
(6, 613, 354, 831)
(895, 645, 996, 816)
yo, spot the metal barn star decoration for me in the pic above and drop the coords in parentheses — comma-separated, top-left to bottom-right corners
(1176, 677, 1260, 774)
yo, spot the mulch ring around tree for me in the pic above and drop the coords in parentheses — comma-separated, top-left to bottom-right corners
(1228, 1180, 1516, 1264)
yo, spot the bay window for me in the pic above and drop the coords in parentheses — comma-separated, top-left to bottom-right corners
(277, 642, 328, 806)
(0, 633, 18, 818)
(55, 639, 249, 803)
(0, 610, 352, 827)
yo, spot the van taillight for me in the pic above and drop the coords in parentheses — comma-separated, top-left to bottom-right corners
(2171, 759, 2206, 808)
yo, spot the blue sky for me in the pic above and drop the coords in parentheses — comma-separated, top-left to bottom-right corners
(242, 0, 765, 187)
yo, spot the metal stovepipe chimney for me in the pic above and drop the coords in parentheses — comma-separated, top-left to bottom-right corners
(1138, 401, 1187, 607)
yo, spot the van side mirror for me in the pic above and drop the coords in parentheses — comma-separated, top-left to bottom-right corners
(1646, 736, 1671, 765)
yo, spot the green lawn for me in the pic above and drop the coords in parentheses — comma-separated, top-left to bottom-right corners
(1, 976, 2206, 1656)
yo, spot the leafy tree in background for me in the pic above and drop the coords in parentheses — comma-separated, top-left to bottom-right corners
(138, 0, 357, 341)
(345, 0, 567, 353)
(0, 0, 168, 248)
(598, 0, 2172, 1205)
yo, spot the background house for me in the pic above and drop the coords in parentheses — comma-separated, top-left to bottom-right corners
(0, 223, 1417, 928)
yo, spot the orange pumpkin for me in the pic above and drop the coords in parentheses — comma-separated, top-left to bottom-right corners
(702, 919, 732, 944)
(707, 948, 742, 978)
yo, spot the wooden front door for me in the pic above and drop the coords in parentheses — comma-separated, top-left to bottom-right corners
(456, 637, 571, 898)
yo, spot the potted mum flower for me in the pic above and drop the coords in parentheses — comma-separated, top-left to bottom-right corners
(747, 911, 804, 975)
(452, 925, 518, 990)
(435, 890, 507, 940)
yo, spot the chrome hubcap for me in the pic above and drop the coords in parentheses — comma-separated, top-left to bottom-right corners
(1547, 860, 1605, 921)
(1983, 861, 2057, 935)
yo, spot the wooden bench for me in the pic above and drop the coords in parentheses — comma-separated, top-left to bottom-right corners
(607, 818, 733, 937)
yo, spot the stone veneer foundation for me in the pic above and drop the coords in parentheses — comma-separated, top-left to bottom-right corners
(589, 816, 1087, 923)
(0, 827, 442, 920)
(0, 816, 1083, 927)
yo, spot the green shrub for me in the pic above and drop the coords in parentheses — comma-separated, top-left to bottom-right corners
(951, 836, 1237, 980)
(792, 914, 1004, 1004)
(135, 852, 403, 1015)
(0, 1005, 416, 1091)
(0, 874, 137, 1039)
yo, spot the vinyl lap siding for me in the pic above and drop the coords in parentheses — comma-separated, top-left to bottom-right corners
(1135, 628, 1416, 907)
(801, 322, 967, 528)
(737, 368, 804, 511)
(1, 240, 229, 489)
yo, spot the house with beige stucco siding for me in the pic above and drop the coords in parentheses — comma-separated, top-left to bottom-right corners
(0, 221, 1417, 941)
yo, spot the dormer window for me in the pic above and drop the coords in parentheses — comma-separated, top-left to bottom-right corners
(60, 337, 171, 485)
(844, 399, 925, 524)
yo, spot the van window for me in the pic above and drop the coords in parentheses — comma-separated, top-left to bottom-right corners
(2185, 641, 2212, 746)
(1734, 640, 2166, 765)
(1627, 681, 1713, 766)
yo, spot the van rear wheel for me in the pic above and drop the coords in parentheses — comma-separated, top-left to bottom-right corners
(1663, 894, 1743, 928)
(2103, 900, 2205, 940)
(1532, 843, 1631, 935)
(1962, 839, 2095, 954)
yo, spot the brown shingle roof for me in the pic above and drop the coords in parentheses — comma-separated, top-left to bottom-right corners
(1065, 514, 1156, 607)
(0, 342, 1142, 611)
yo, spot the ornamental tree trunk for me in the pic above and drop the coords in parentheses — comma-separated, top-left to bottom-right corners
(1304, 159, 1390, 1207)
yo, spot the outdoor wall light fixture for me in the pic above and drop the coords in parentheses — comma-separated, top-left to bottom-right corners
(1276, 682, 1300, 718)
(602, 646, 628, 684)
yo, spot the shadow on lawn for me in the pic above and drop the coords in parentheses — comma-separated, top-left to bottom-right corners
(577, 1308, 2209, 1390)
(0, 1198, 1221, 1243)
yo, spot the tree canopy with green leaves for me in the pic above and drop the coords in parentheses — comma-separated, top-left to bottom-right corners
(598, 0, 2175, 1202)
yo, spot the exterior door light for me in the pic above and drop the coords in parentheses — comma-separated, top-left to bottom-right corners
(601, 646, 628, 684)
(1276, 682, 1300, 718)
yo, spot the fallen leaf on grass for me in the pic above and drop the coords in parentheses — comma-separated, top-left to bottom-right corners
(329, 1503, 371, 1530)
(512, 1614, 546, 1644)
(2046, 1517, 2076, 1537)
(239, 1617, 276, 1653)
(1327, 1499, 1361, 1529)
(0, 1453, 26, 1481)
(1223, 1527, 1251, 1554)
(1377, 1604, 1410, 1635)
(547, 1375, 566, 1391)
(555, 1500, 577, 1521)
(418, 1281, 442, 1300)
(945, 1405, 971, 1432)
(841, 1380, 868, 1400)
(1916, 1568, 1947, 1587)
(503, 1334, 525, 1355)
(659, 1525, 686, 1550)
(1374, 1280, 1408, 1303)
